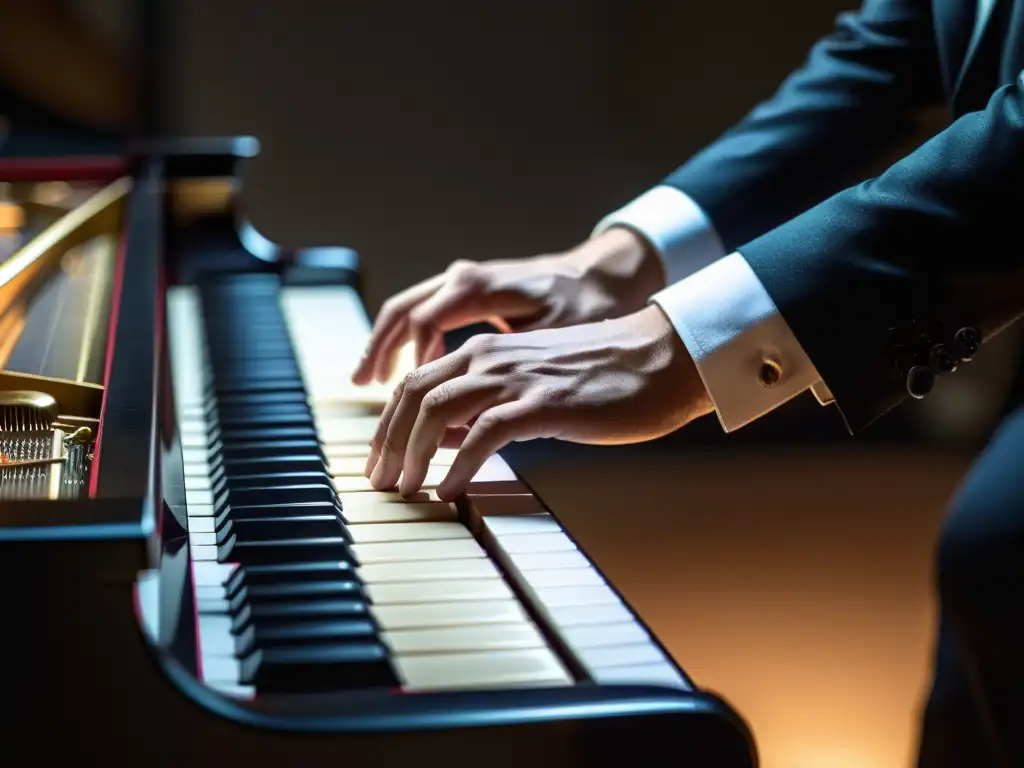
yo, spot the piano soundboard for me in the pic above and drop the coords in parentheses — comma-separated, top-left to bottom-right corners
(0, 139, 758, 768)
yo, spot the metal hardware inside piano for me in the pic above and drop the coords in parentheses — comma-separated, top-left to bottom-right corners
(0, 140, 759, 767)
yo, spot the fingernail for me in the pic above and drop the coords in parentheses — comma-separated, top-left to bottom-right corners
(363, 449, 378, 477)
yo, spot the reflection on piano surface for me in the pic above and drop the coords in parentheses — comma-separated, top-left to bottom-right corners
(0, 141, 758, 767)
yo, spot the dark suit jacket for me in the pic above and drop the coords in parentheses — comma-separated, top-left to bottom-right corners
(663, 0, 1024, 433)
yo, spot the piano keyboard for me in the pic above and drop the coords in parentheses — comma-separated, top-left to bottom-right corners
(166, 274, 688, 699)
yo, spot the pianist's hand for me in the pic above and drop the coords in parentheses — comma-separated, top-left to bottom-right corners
(351, 227, 665, 384)
(363, 304, 713, 500)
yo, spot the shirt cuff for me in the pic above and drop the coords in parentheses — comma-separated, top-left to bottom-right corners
(650, 251, 831, 432)
(592, 185, 727, 285)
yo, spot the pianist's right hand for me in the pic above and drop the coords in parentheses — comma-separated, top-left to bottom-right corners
(352, 226, 666, 385)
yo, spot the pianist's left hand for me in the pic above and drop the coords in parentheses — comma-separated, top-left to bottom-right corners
(363, 304, 714, 500)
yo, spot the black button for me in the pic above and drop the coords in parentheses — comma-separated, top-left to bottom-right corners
(928, 343, 956, 374)
(907, 365, 935, 399)
(953, 327, 981, 361)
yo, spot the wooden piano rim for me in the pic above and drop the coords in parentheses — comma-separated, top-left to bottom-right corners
(0, 156, 129, 183)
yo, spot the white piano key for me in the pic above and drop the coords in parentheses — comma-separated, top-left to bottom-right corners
(187, 516, 216, 534)
(347, 521, 472, 544)
(315, 416, 382, 444)
(185, 475, 214, 491)
(335, 465, 471, 493)
(183, 461, 213, 478)
(483, 513, 561, 536)
(342, 499, 457, 525)
(371, 599, 527, 631)
(394, 649, 572, 692)
(328, 456, 373, 477)
(182, 447, 211, 464)
(352, 537, 486, 564)
(531, 585, 621, 608)
(180, 432, 212, 449)
(341, 489, 444, 505)
(205, 681, 257, 700)
(383, 622, 547, 655)
(492, 533, 577, 555)
(589, 663, 689, 689)
(189, 532, 219, 548)
(365, 578, 514, 605)
(190, 544, 220, 561)
(179, 420, 211, 436)
(357, 557, 499, 583)
(548, 602, 634, 627)
(200, 654, 240, 684)
(576, 642, 667, 669)
(186, 503, 216, 518)
(167, 288, 206, 406)
(192, 561, 238, 586)
(558, 621, 652, 650)
(518, 568, 607, 588)
(185, 488, 216, 506)
(507, 550, 590, 571)
(194, 584, 226, 602)
(326, 445, 373, 463)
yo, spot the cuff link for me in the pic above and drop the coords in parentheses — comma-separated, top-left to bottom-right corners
(758, 358, 782, 388)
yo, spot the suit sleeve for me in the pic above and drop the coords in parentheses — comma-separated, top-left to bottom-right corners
(736, 71, 1024, 434)
(664, 0, 943, 251)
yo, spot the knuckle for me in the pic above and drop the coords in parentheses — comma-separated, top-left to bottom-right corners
(400, 369, 430, 398)
(422, 382, 454, 413)
(447, 259, 484, 288)
(465, 333, 496, 356)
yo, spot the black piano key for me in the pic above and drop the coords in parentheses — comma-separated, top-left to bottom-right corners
(213, 411, 315, 430)
(209, 379, 307, 396)
(211, 439, 323, 461)
(220, 534, 356, 566)
(215, 472, 333, 492)
(216, 515, 346, 544)
(210, 391, 310, 408)
(215, 426, 320, 443)
(238, 580, 364, 602)
(244, 619, 378, 652)
(226, 561, 357, 595)
(218, 455, 329, 477)
(238, 644, 396, 692)
(213, 500, 342, 529)
(237, 598, 370, 628)
(217, 484, 338, 509)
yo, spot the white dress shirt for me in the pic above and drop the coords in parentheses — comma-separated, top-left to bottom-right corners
(594, 186, 833, 431)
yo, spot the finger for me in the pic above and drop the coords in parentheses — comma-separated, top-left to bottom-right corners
(436, 401, 546, 501)
(408, 283, 499, 366)
(363, 377, 406, 477)
(368, 354, 467, 490)
(399, 375, 505, 496)
(351, 276, 442, 385)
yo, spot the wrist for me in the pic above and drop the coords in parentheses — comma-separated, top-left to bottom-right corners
(563, 227, 667, 313)
(638, 304, 714, 424)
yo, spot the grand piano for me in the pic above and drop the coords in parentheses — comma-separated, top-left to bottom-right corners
(0, 138, 759, 767)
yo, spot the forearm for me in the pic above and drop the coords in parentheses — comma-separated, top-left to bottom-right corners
(678, 72, 1024, 434)
(663, 0, 942, 250)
